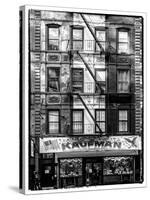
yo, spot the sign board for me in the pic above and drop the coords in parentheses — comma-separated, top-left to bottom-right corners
(39, 135, 142, 153)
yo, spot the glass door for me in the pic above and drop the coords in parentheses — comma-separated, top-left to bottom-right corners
(84, 158, 103, 186)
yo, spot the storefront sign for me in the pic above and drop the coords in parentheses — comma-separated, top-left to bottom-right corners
(39, 135, 141, 153)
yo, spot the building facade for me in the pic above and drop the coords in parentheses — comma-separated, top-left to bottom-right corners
(29, 9, 143, 190)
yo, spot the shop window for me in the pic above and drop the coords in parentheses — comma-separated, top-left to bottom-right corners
(117, 70, 130, 93)
(72, 68, 83, 93)
(47, 68, 60, 92)
(48, 110, 60, 134)
(103, 157, 134, 184)
(48, 26, 59, 50)
(118, 110, 128, 132)
(95, 69, 106, 93)
(118, 30, 129, 54)
(72, 110, 84, 134)
(60, 158, 83, 188)
(95, 109, 106, 134)
(72, 27, 84, 50)
(95, 29, 105, 51)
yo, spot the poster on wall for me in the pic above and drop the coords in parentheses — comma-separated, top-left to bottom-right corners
(20, 5, 146, 194)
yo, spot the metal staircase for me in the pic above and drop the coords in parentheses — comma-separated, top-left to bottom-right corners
(68, 14, 106, 135)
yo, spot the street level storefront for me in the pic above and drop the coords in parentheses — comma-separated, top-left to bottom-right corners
(38, 136, 142, 189)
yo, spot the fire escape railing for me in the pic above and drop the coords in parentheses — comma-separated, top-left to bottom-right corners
(76, 93, 103, 133)
(76, 51, 103, 94)
(67, 14, 106, 135)
(80, 13, 104, 54)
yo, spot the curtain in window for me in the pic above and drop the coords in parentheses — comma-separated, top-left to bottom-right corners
(49, 111, 59, 134)
(72, 28, 83, 50)
(118, 70, 129, 93)
(119, 110, 128, 132)
(72, 69, 83, 93)
(72, 111, 83, 133)
(48, 68, 60, 92)
(96, 110, 105, 133)
(118, 31, 128, 53)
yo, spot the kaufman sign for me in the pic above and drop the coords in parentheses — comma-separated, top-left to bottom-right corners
(39, 135, 142, 153)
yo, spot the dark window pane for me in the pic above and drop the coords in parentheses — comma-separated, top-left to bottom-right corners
(48, 80, 59, 92)
(72, 69, 83, 93)
(48, 68, 60, 92)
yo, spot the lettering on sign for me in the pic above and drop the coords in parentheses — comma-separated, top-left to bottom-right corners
(39, 136, 141, 153)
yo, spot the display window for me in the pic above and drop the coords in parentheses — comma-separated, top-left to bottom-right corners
(59, 158, 83, 188)
(103, 157, 134, 184)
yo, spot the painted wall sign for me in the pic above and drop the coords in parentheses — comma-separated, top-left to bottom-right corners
(39, 135, 141, 153)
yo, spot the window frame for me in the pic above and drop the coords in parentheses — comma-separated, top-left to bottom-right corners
(95, 109, 106, 134)
(117, 69, 130, 93)
(47, 67, 60, 93)
(72, 26, 84, 50)
(72, 109, 84, 134)
(48, 110, 60, 135)
(72, 68, 84, 93)
(95, 68, 107, 93)
(47, 24, 60, 51)
(118, 110, 129, 133)
(117, 28, 130, 54)
(95, 27, 106, 52)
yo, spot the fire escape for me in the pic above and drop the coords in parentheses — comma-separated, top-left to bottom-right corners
(69, 13, 106, 135)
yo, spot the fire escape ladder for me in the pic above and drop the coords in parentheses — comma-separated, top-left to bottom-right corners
(77, 93, 103, 134)
(80, 13, 104, 54)
(77, 51, 103, 93)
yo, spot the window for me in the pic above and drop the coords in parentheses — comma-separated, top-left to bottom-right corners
(72, 68, 83, 93)
(48, 26, 59, 50)
(95, 69, 106, 93)
(72, 27, 84, 50)
(72, 110, 83, 134)
(48, 110, 60, 134)
(95, 29, 105, 51)
(117, 70, 130, 93)
(118, 30, 129, 54)
(118, 110, 128, 132)
(47, 68, 60, 92)
(95, 109, 106, 133)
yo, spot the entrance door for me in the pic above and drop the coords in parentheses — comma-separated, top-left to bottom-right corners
(41, 165, 55, 188)
(84, 158, 103, 186)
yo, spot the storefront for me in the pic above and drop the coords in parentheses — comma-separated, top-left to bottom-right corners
(39, 135, 142, 189)
(59, 157, 103, 188)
